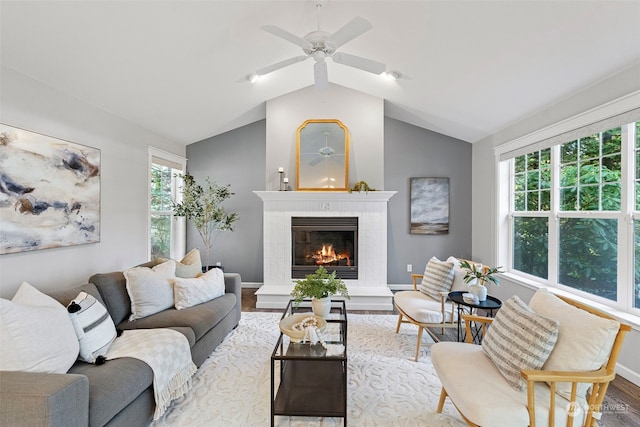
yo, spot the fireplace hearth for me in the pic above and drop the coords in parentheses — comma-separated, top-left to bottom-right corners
(291, 217, 358, 279)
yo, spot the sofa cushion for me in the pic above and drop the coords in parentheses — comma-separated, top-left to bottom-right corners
(67, 357, 153, 427)
(446, 256, 479, 292)
(173, 267, 225, 310)
(67, 291, 117, 363)
(419, 257, 455, 300)
(117, 293, 237, 341)
(124, 260, 176, 321)
(394, 290, 456, 323)
(529, 288, 620, 400)
(0, 282, 79, 374)
(432, 341, 587, 427)
(482, 295, 559, 390)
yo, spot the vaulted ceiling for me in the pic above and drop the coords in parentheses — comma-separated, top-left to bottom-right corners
(2, 1, 639, 145)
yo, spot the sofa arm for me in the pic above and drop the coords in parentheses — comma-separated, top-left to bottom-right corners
(0, 371, 89, 427)
(224, 273, 242, 298)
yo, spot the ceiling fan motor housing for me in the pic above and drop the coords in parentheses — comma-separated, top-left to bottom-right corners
(303, 31, 336, 56)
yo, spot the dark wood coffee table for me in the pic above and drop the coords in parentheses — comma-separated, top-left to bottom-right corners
(271, 299, 348, 426)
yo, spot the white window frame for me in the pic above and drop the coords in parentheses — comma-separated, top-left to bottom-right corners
(495, 91, 640, 317)
(148, 147, 187, 260)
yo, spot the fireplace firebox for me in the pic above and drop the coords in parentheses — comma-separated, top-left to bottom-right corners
(291, 217, 358, 279)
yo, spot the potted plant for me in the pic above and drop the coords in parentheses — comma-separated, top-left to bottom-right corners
(458, 260, 503, 301)
(172, 173, 239, 270)
(291, 266, 350, 317)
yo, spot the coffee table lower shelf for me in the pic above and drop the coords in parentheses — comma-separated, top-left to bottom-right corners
(272, 358, 346, 423)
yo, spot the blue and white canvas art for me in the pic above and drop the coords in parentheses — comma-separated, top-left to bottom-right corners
(0, 124, 100, 254)
(410, 177, 449, 235)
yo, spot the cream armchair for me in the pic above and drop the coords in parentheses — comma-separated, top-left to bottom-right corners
(394, 256, 480, 361)
(431, 289, 631, 427)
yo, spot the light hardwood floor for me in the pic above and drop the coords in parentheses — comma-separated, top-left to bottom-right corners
(241, 288, 640, 427)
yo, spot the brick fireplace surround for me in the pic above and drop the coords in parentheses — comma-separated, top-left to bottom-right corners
(254, 191, 396, 310)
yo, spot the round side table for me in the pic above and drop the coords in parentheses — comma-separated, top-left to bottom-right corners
(448, 291, 502, 343)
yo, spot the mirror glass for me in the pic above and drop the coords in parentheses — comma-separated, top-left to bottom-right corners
(296, 119, 349, 191)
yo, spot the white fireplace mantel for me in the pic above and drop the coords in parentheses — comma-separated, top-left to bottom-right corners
(254, 191, 396, 310)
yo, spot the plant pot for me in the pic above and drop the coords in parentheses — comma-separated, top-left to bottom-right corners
(311, 297, 332, 317)
(468, 284, 487, 302)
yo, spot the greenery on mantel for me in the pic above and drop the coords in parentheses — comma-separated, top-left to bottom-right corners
(349, 180, 376, 193)
(172, 173, 239, 268)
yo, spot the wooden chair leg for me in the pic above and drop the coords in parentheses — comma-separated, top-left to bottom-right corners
(395, 313, 403, 333)
(436, 387, 448, 413)
(415, 326, 423, 361)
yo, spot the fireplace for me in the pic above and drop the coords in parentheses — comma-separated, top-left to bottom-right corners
(291, 217, 358, 279)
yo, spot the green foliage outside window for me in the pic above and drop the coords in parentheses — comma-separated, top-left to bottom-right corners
(150, 164, 175, 259)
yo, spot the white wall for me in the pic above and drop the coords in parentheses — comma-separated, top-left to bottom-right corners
(265, 83, 384, 191)
(471, 63, 640, 385)
(0, 67, 185, 299)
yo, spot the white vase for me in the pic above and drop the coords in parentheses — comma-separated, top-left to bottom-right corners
(469, 284, 488, 302)
(312, 297, 332, 317)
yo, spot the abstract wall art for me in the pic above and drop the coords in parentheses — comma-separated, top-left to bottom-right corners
(410, 177, 449, 235)
(0, 124, 100, 254)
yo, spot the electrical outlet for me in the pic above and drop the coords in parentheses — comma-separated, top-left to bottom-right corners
(407, 264, 412, 272)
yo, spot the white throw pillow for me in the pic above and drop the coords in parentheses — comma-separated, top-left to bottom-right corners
(0, 282, 79, 373)
(419, 257, 455, 300)
(529, 288, 620, 400)
(446, 256, 478, 292)
(158, 248, 202, 278)
(482, 295, 559, 390)
(173, 267, 225, 310)
(124, 260, 176, 321)
(67, 291, 117, 363)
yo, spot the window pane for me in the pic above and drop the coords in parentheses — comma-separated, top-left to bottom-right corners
(601, 183, 621, 211)
(579, 159, 599, 185)
(527, 152, 539, 170)
(561, 187, 577, 210)
(540, 148, 551, 166)
(579, 134, 600, 159)
(540, 190, 551, 210)
(514, 155, 526, 173)
(601, 127, 621, 155)
(562, 140, 578, 163)
(150, 214, 171, 258)
(514, 173, 525, 192)
(514, 193, 526, 211)
(560, 164, 577, 187)
(513, 217, 548, 279)
(527, 170, 539, 190)
(602, 154, 621, 181)
(579, 185, 599, 210)
(559, 218, 617, 301)
(527, 191, 539, 210)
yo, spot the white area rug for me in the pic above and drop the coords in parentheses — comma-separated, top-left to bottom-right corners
(152, 312, 466, 427)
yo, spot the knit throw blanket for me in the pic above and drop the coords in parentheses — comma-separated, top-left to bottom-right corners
(106, 328, 197, 420)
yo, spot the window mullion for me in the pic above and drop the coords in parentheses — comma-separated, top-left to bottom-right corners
(619, 124, 634, 310)
(549, 145, 560, 285)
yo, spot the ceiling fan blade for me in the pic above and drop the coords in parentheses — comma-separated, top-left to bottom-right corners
(256, 55, 309, 76)
(309, 156, 324, 166)
(327, 16, 372, 49)
(261, 25, 313, 50)
(332, 52, 386, 75)
(314, 61, 328, 91)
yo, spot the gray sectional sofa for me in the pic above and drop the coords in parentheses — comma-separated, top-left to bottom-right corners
(0, 264, 242, 427)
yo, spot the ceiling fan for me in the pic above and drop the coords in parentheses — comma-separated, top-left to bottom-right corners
(308, 130, 340, 165)
(251, 3, 386, 91)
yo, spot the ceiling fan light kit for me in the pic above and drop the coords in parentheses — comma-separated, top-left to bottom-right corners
(249, 3, 390, 91)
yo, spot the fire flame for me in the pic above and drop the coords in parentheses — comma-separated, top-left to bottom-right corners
(310, 244, 351, 266)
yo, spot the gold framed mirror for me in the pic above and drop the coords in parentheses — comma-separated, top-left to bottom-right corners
(296, 119, 349, 191)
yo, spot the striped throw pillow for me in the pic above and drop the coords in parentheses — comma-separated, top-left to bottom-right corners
(419, 257, 455, 300)
(482, 295, 559, 390)
(67, 291, 117, 364)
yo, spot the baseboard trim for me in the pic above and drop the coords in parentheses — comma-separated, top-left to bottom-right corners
(616, 362, 640, 387)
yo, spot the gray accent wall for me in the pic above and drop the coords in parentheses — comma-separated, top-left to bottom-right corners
(385, 117, 472, 284)
(186, 116, 473, 285)
(186, 120, 266, 282)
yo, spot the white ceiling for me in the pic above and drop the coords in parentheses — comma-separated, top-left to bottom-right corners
(2, 1, 640, 145)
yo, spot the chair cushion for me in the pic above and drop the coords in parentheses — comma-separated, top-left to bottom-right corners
(419, 257, 455, 300)
(447, 256, 479, 292)
(432, 341, 587, 427)
(394, 290, 456, 324)
(529, 288, 620, 400)
(482, 295, 559, 390)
